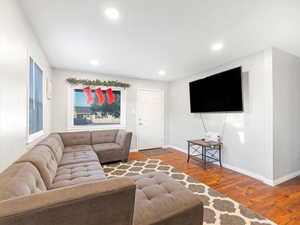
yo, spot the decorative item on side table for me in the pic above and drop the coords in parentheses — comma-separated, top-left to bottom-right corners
(187, 139, 222, 169)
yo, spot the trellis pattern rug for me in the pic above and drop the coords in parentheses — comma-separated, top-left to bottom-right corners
(103, 158, 277, 225)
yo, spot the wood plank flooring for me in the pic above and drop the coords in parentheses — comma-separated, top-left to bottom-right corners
(129, 148, 300, 225)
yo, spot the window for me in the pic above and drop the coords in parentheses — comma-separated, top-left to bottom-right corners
(71, 88, 125, 129)
(28, 57, 43, 138)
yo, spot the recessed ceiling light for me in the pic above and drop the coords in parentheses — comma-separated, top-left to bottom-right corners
(211, 43, 224, 51)
(158, 70, 166, 76)
(104, 8, 120, 20)
(90, 59, 100, 66)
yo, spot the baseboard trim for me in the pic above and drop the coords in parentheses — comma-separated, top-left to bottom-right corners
(167, 145, 187, 153)
(220, 163, 274, 186)
(272, 170, 300, 186)
(165, 145, 277, 186)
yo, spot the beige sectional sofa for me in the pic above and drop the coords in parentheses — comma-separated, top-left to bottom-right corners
(0, 130, 203, 225)
(58, 129, 133, 163)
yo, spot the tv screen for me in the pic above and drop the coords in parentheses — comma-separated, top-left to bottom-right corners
(189, 67, 243, 113)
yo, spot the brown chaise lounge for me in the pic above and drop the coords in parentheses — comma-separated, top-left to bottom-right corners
(0, 130, 203, 225)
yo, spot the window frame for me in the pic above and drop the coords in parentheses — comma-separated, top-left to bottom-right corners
(67, 85, 126, 130)
(27, 56, 45, 143)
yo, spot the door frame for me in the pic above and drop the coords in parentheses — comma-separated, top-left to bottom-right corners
(136, 88, 165, 151)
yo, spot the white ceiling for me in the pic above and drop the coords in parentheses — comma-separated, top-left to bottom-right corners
(19, 0, 300, 81)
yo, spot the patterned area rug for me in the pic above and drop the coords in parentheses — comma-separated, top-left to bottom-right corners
(103, 158, 277, 225)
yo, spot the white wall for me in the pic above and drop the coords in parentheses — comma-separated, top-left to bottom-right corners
(273, 48, 300, 182)
(167, 49, 275, 182)
(0, 0, 52, 172)
(51, 69, 168, 151)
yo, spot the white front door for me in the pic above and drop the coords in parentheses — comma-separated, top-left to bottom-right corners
(137, 89, 164, 150)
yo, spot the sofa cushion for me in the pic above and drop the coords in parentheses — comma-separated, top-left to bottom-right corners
(93, 143, 123, 163)
(51, 162, 106, 189)
(116, 130, 132, 146)
(0, 162, 46, 201)
(59, 150, 99, 166)
(59, 131, 91, 146)
(64, 145, 94, 153)
(16, 145, 58, 188)
(93, 143, 122, 152)
(131, 172, 203, 225)
(91, 130, 118, 144)
(37, 133, 64, 162)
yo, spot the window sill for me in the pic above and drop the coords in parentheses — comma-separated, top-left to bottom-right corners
(27, 130, 45, 145)
(68, 125, 126, 131)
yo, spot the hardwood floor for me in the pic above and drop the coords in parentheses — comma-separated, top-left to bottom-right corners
(129, 148, 300, 225)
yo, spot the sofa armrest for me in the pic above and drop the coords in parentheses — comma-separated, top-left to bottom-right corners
(116, 130, 132, 160)
(0, 177, 136, 225)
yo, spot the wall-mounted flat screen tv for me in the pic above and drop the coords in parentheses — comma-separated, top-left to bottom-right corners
(189, 67, 243, 113)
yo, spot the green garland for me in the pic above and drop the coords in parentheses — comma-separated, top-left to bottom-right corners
(66, 78, 130, 88)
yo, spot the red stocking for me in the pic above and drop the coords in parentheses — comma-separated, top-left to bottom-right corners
(106, 88, 115, 104)
(83, 87, 94, 104)
(95, 88, 105, 104)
